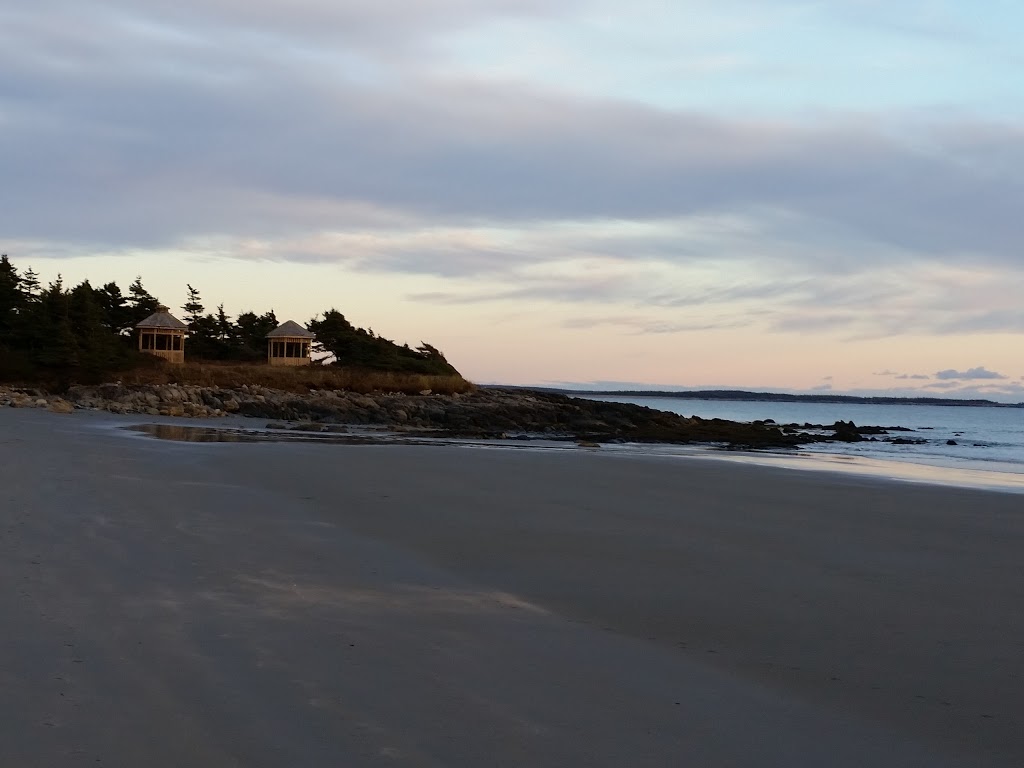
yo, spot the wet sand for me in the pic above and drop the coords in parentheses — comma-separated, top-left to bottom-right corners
(2, 408, 1023, 767)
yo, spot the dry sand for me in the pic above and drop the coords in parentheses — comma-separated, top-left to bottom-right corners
(2, 408, 1022, 767)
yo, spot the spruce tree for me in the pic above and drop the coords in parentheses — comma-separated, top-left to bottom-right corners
(214, 304, 239, 346)
(127, 276, 160, 327)
(182, 284, 205, 325)
(20, 267, 41, 302)
(69, 281, 120, 374)
(36, 276, 79, 369)
(236, 310, 277, 360)
(0, 255, 23, 345)
(97, 281, 133, 336)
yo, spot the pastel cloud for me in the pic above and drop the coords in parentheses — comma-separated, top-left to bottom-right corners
(934, 367, 1007, 381)
(4, 2, 1024, 263)
(2, 0, 1023, 392)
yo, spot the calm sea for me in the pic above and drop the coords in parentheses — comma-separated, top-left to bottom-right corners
(582, 395, 1024, 483)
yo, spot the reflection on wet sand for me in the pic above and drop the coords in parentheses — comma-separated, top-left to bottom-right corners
(126, 423, 1024, 493)
(130, 424, 394, 445)
(126, 423, 584, 452)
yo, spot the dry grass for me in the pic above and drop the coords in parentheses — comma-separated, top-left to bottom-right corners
(119, 361, 475, 395)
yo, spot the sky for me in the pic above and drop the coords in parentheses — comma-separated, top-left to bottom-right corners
(3, 0, 1024, 399)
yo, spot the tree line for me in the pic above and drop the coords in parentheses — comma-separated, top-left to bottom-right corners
(0, 255, 458, 383)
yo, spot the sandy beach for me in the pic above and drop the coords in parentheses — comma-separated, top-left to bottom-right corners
(2, 408, 1022, 767)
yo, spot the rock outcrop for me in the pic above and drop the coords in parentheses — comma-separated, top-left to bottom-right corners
(0, 384, 914, 450)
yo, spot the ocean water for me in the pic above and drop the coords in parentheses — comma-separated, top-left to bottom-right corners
(584, 395, 1024, 482)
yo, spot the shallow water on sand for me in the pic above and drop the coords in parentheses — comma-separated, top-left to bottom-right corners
(127, 421, 1024, 494)
(585, 395, 1024, 479)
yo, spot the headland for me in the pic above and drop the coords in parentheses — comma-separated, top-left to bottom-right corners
(1, 379, 917, 450)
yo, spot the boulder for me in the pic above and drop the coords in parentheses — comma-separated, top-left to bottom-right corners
(830, 420, 864, 442)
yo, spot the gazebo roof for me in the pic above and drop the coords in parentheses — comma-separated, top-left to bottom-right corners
(266, 320, 315, 339)
(136, 306, 188, 330)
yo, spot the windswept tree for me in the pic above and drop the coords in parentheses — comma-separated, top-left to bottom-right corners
(182, 284, 205, 325)
(308, 309, 459, 375)
(307, 309, 356, 362)
(0, 255, 462, 382)
(127, 276, 160, 327)
(96, 281, 134, 336)
(415, 342, 449, 363)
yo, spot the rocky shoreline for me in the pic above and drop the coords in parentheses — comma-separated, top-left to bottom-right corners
(1, 383, 912, 449)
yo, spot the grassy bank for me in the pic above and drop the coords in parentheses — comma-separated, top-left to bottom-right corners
(116, 361, 475, 395)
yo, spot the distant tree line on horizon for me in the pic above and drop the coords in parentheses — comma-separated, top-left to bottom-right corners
(0, 255, 458, 384)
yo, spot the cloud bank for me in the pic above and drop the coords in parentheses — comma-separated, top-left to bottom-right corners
(2, 0, 1023, 390)
(3, 3, 1023, 263)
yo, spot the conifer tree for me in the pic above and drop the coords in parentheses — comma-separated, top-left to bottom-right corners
(308, 308, 457, 374)
(182, 284, 205, 325)
(214, 304, 238, 345)
(69, 281, 120, 374)
(236, 309, 277, 360)
(0, 255, 23, 345)
(97, 281, 133, 335)
(127, 276, 160, 327)
(20, 267, 41, 302)
(35, 276, 79, 369)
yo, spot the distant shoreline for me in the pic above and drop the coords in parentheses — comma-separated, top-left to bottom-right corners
(502, 386, 1024, 408)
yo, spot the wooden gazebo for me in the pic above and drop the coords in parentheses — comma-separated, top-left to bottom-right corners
(266, 320, 315, 366)
(136, 305, 188, 364)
